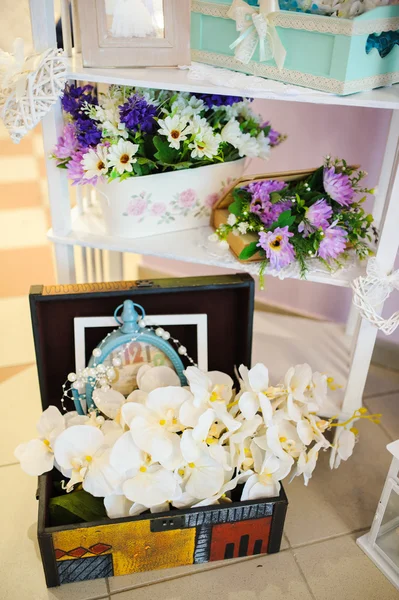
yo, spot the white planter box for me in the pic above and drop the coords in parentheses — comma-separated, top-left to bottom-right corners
(96, 159, 246, 239)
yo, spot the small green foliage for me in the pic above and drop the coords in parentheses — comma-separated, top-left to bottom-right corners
(239, 241, 259, 260)
(49, 489, 107, 526)
(275, 210, 295, 228)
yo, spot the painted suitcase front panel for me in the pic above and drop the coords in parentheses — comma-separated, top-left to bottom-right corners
(44, 498, 285, 585)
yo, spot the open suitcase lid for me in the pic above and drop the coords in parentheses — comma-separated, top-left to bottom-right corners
(30, 274, 255, 412)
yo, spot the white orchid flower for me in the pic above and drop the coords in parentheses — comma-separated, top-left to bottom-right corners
(295, 441, 324, 485)
(285, 363, 313, 402)
(104, 495, 145, 519)
(228, 415, 263, 470)
(307, 371, 340, 416)
(108, 432, 180, 510)
(296, 413, 330, 448)
(264, 417, 304, 461)
(181, 367, 240, 433)
(92, 365, 180, 423)
(123, 465, 181, 508)
(180, 430, 225, 499)
(14, 406, 65, 476)
(63, 411, 91, 427)
(93, 388, 126, 420)
(238, 363, 276, 422)
(122, 386, 191, 469)
(284, 364, 314, 422)
(241, 453, 292, 500)
(101, 419, 124, 447)
(329, 428, 356, 470)
(53, 425, 122, 496)
(192, 473, 242, 508)
(171, 489, 203, 509)
(136, 365, 181, 393)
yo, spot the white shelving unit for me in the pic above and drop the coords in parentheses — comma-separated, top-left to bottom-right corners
(30, 0, 399, 420)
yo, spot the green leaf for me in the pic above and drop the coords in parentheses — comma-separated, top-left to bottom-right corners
(136, 157, 155, 166)
(153, 135, 180, 165)
(239, 241, 259, 260)
(307, 166, 324, 191)
(228, 201, 242, 216)
(49, 489, 107, 526)
(276, 210, 295, 228)
(168, 161, 193, 170)
(270, 192, 281, 204)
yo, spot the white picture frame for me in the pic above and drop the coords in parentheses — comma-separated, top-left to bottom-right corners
(77, 0, 191, 67)
(74, 313, 208, 373)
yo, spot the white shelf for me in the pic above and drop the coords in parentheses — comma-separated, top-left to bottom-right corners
(68, 53, 399, 110)
(48, 206, 365, 288)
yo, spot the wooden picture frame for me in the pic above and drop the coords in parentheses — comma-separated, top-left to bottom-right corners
(77, 0, 191, 68)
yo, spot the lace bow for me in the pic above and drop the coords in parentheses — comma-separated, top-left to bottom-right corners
(352, 258, 399, 335)
(227, 0, 286, 71)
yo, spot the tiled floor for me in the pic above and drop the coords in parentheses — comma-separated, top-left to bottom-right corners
(1, 116, 399, 599)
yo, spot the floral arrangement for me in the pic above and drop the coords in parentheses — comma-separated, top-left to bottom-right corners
(52, 85, 284, 186)
(15, 362, 380, 524)
(214, 157, 376, 280)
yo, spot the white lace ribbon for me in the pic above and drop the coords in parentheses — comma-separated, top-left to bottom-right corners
(352, 258, 399, 335)
(227, 0, 286, 71)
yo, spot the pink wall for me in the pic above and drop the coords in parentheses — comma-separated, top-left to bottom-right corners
(143, 100, 395, 332)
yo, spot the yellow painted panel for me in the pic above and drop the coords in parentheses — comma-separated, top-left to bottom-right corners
(53, 519, 196, 576)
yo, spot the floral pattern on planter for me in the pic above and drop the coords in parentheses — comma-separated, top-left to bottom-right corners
(122, 178, 239, 226)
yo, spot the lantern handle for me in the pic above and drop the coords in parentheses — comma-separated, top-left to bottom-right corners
(114, 301, 146, 332)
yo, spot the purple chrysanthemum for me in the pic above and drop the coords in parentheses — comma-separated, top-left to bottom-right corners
(194, 93, 244, 109)
(260, 200, 293, 228)
(119, 94, 157, 133)
(61, 84, 97, 118)
(66, 150, 96, 186)
(75, 117, 102, 148)
(318, 224, 348, 260)
(323, 167, 355, 206)
(247, 179, 286, 203)
(298, 199, 333, 236)
(53, 123, 79, 160)
(257, 226, 296, 270)
(262, 121, 282, 147)
(248, 180, 290, 226)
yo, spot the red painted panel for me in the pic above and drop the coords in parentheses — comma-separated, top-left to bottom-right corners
(209, 517, 272, 562)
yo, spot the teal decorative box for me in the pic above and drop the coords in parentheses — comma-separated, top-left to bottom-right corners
(191, 0, 399, 95)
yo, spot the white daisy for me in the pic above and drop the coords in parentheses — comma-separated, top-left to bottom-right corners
(82, 145, 109, 180)
(189, 131, 221, 160)
(157, 115, 191, 150)
(182, 96, 205, 118)
(225, 100, 262, 125)
(107, 139, 139, 175)
(189, 115, 212, 137)
(237, 132, 259, 158)
(221, 119, 242, 147)
(238, 222, 249, 235)
(102, 120, 129, 140)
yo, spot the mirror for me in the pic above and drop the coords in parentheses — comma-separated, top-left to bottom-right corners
(105, 0, 165, 39)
